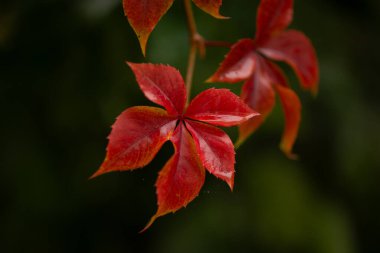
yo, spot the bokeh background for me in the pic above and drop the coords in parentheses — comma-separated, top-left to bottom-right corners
(1, 0, 379, 252)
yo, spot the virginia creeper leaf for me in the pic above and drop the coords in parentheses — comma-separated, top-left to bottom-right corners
(255, 0, 293, 44)
(192, 0, 226, 19)
(209, 0, 318, 156)
(128, 63, 186, 116)
(91, 106, 176, 178)
(143, 122, 205, 231)
(185, 120, 235, 189)
(259, 30, 319, 94)
(275, 84, 301, 159)
(207, 39, 256, 83)
(185, 88, 258, 127)
(94, 63, 259, 230)
(123, 0, 175, 55)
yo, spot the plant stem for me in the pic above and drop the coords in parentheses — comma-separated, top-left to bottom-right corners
(184, 0, 198, 105)
(184, 0, 197, 37)
(183, 0, 231, 104)
(185, 44, 197, 104)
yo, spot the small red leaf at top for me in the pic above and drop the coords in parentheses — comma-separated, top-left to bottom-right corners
(255, 0, 293, 44)
(259, 30, 319, 94)
(128, 63, 187, 116)
(91, 107, 177, 178)
(185, 88, 259, 127)
(185, 120, 235, 189)
(192, 0, 227, 19)
(274, 84, 301, 159)
(142, 122, 205, 231)
(207, 39, 256, 83)
(123, 0, 174, 55)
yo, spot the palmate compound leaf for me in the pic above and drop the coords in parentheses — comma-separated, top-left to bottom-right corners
(208, 0, 316, 157)
(92, 63, 258, 230)
(123, 0, 226, 55)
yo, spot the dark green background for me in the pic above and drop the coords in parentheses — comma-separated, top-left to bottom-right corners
(1, 0, 379, 252)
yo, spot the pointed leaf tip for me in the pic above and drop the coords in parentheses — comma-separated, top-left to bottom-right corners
(137, 34, 148, 57)
(89, 165, 108, 180)
(123, 0, 175, 55)
(275, 84, 301, 159)
(192, 0, 228, 19)
(280, 145, 299, 160)
(140, 214, 160, 233)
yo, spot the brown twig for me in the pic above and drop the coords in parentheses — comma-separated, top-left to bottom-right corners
(184, 0, 198, 105)
(184, 0, 232, 104)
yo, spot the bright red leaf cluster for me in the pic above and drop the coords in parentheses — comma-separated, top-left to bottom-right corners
(93, 0, 319, 231)
(209, 0, 319, 158)
(123, 0, 225, 54)
(91, 63, 258, 230)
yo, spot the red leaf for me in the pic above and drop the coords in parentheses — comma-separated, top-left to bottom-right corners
(207, 39, 256, 83)
(123, 0, 174, 55)
(143, 123, 205, 231)
(94, 63, 261, 229)
(255, 0, 293, 44)
(259, 30, 319, 94)
(206, 1, 318, 157)
(275, 84, 301, 159)
(237, 56, 301, 156)
(192, 0, 227, 19)
(128, 63, 187, 116)
(91, 107, 177, 178)
(185, 88, 259, 127)
(237, 57, 276, 146)
(185, 120, 235, 189)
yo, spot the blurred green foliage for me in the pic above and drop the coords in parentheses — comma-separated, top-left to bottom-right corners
(0, 0, 379, 252)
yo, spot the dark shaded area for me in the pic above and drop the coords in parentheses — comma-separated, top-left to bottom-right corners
(1, 0, 379, 252)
